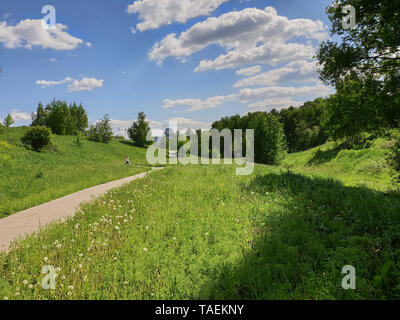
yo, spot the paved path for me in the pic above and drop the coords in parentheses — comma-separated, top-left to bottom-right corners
(0, 168, 163, 252)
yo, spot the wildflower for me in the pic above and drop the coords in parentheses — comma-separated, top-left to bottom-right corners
(68, 286, 74, 290)
(56, 267, 61, 272)
(56, 244, 62, 249)
(143, 248, 148, 252)
(23, 280, 28, 285)
(28, 284, 33, 289)
(43, 257, 49, 263)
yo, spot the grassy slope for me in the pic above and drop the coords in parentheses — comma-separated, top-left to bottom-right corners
(1, 139, 399, 300)
(281, 138, 395, 191)
(0, 127, 150, 218)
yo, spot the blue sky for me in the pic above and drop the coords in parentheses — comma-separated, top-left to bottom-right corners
(0, 0, 334, 134)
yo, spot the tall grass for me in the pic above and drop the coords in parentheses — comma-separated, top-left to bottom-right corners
(1, 164, 399, 300)
(0, 127, 150, 218)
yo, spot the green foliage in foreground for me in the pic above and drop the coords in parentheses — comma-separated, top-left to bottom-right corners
(0, 127, 150, 218)
(21, 126, 52, 152)
(0, 162, 399, 300)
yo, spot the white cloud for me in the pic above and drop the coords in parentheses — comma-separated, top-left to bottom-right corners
(36, 77, 104, 92)
(247, 98, 303, 110)
(8, 110, 31, 125)
(0, 19, 84, 50)
(36, 77, 73, 87)
(86, 42, 92, 48)
(161, 85, 333, 112)
(127, 0, 229, 32)
(236, 65, 262, 77)
(49, 57, 58, 63)
(234, 60, 319, 87)
(162, 95, 237, 112)
(67, 77, 104, 92)
(149, 6, 328, 71)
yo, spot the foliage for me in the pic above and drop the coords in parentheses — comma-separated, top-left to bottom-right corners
(248, 113, 287, 165)
(3, 114, 14, 128)
(31, 101, 89, 135)
(128, 112, 152, 147)
(317, 0, 400, 88)
(87, 114, 113, 143)
(21, 126, 52, 152)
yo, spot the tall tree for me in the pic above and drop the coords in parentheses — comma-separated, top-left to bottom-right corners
(31, 102, 47, 127)
(3, 113, 14, 128)
(45, 100, 71, 135)
(128, 112, 152, 147)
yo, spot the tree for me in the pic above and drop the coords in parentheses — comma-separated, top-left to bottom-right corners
(128, 112, 152, 147)
(317, 0, 400, 129)
(317, 0, 400, 87)
(3, 114, 14, 128)
(31, 103, 47, 127)
(87, 114, 113, 143)
(45, 100, 71, 135)
(21, 126, 52, 152)
(249, 113, 286, 165)
(70, 103, 88, 133)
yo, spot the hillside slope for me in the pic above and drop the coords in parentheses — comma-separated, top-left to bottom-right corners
(1, 139, 399, 299)
(281, 138, 396, 191)
(0, 127, 150, 218)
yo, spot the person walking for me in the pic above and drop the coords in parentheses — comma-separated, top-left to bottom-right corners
(125, 156, 130, 166)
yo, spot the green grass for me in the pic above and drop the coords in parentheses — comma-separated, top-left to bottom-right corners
(1, 153, 399, 299)
(0, 127, 151, 218)
(281, 138, 396, 191)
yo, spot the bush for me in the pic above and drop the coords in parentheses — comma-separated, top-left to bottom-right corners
(21, 126, 52, 152)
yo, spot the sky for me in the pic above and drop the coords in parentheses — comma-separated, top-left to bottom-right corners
(0, 0, 335, 136)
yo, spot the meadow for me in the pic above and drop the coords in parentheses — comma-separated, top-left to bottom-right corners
(0, 127, 151, 218)
(1, 139, 399, 299)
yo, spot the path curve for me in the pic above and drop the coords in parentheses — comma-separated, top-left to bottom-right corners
(0, 168, 163, 252)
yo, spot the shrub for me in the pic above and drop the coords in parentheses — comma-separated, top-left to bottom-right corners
(21, 126, 52, 152)
(74, 131, 86, 148)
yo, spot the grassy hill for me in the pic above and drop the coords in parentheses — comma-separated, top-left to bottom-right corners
(1, 137, 399, 300)
(281, 138, 396, 192)
(0, 127, 151, 218)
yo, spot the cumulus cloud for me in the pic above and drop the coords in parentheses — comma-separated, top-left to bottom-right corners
(127, 0, 229, 32)
(149, 6, 328, 71)
(162, 95, 237, 112)
(236, 65, 262, 77)
(0, 19, 84, 50)
(6, 110, 31, 125)
(36, 77, 104, 92)
(67, 77, 104, 92)
(234, 60, 319, 87)
(161, 85, 333, 112)
(36, 77, 73, 87)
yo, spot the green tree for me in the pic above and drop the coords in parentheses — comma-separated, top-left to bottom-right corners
(45, 100, 71, 135)
(322, 76, 381, 145)
(128, 112, 152, 147)
(70, 103, 89, 134)
(249, 113, 286, 165)
(87, 114, 113, 143)
(31, 102, 47, 127)
(3, 113, 14, 128)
